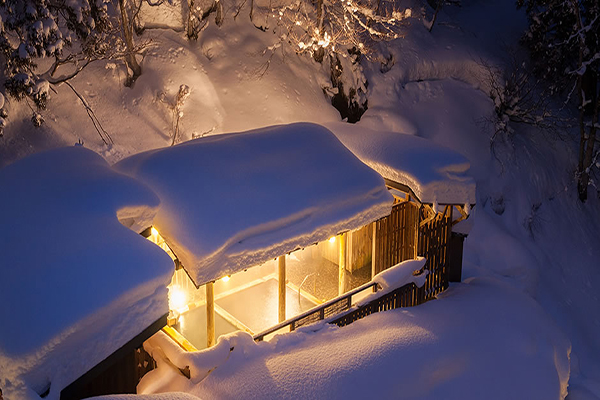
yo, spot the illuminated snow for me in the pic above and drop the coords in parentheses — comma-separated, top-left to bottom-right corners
(325, 122, 476, 205)
(115, 123, 393, 286)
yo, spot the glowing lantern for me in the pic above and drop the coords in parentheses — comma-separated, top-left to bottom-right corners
(169, 285, 187, 310)
(329, 236, 336, 243)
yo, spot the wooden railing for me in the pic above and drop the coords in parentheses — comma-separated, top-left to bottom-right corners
(253, 271, 442, 342)
(253, 281, 378, 342)
(332, 282, 419, 327)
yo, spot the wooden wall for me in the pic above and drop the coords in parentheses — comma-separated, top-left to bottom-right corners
(60, 315, 166, 400)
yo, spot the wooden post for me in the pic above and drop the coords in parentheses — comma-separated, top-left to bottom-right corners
(206, 281, 215, 348)
(339, 232, 347, 295)
(347, 230, 353, 273)
(278, 255, 286, 323)
(371, 222, 377, 279)
(415, 205, 420, 259)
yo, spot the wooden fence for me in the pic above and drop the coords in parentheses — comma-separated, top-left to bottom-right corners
(373, 201, 452, 299)
(332, 203, 453, 329)
(372, 201, 419, 275)
(332, 282, 420, 327)
(417, 205, 452, 298)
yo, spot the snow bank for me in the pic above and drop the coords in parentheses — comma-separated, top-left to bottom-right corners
(140, 331, 257, 394)
(178, 277, 570, 400)
(115, 123, 393, 286)
(0, 146, 174, 400)
(325, 122, 476, 205)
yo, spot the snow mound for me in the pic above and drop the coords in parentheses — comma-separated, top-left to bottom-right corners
(0, 146, 174, 400)
(183, 278, 570, 400)
(140, 330, 257, 394)
(115, 123, 393, 286)
(325, 122, 476, 205)
(372, 257, 428, 291)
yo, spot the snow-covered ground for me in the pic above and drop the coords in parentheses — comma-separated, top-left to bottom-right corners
(1, 0, 599, 399)
(153, 278, 570, 400)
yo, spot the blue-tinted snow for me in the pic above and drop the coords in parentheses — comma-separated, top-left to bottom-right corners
(0, 146, 174, 399)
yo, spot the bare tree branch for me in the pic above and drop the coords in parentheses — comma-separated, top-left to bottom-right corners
(64, 81, 114, 145)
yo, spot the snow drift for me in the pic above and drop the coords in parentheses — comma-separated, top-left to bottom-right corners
(181, 278, 571, 400)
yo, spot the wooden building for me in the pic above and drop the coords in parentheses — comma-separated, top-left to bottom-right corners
(115, 123, 395, 352)
(0, 123, 474, 400)
(326, 121, 476, 293)
(116, 122, 474, 365)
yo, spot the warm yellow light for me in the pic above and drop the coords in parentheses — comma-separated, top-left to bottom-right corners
(151, 227, 159, 236)
(221, 275, 231, 282)
(329, 236, 336, 243)
(169, 285, 186, 310)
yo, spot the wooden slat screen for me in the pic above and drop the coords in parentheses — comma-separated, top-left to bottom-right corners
(372, 201, 419, 275)
(370, 201, 452, 304)
(417, 205, 452, 299)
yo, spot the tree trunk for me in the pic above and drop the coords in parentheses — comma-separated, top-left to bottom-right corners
(578, 98, 599, 201)
(119, 0, 142, 86)
(187, 0, 196, 39)
(577, 74, 588, 201)
(428, 0, 444, 33)
(311, 0, 325, 63)
(573, 1, 589, 202)
(215, 0, 223, 26)
(316, 0, 323, 30)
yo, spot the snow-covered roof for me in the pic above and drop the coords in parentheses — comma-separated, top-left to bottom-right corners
(115, 123, 393, 286)
(0, 147, 174, 400)
(325, 122, 476, 205)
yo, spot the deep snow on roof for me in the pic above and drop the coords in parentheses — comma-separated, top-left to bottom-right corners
(0, 146, 174, 399)
(325, 122, 476, 205)
(115, 123, 393, 286)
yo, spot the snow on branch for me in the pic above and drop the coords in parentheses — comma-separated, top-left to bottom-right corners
(272, 0, 411, 60)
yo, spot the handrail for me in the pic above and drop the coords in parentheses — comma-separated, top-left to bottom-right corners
(297, 273, 315, 310)
(253, 280, 378, 341)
